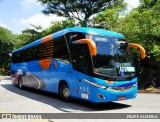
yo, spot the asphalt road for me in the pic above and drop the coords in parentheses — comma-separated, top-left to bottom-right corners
(0, 76, 160, 122)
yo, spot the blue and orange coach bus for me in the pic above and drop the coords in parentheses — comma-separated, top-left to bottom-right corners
(11, 27, 145, 102)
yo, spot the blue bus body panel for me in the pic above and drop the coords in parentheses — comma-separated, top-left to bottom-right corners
(11, 59, 137, 103)
(11, 59, 74, 93)
(69, 71, 137, 102)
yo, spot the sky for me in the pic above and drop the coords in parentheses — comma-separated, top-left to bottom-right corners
(0, 0, 140, 34)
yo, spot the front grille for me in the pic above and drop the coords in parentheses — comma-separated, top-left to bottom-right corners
(107, 83, 137, 92)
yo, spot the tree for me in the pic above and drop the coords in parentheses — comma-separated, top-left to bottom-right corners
(92, 7, 124, 29)
(38, 0, 125, 26)
(19, 19, 76, 45)
(92, 0, 160, 89)
(41, 18, 76, 37)
(0, 26, 21, 74)
(139, 0, 158, 9)
(19, 25, 42, 44)
(114, 1, 160, 89)
(93, 0, 160, 65)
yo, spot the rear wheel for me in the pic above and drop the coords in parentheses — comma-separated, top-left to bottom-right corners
(59, 83, 72, 102)
(18, 77, 23, 90)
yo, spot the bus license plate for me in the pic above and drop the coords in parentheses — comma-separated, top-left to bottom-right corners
(118, 96, 125, 101)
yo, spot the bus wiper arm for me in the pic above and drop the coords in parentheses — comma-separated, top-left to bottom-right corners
(113, 51, 121, 76)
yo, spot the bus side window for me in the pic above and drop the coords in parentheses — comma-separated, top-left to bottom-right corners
(53, 36, 70, 62)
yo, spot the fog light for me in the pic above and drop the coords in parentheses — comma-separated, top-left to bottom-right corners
(97, 94, 105, 99)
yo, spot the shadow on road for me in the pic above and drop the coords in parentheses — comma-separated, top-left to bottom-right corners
(1, 82, 131, 112)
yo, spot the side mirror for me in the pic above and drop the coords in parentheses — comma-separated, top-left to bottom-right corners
(128, 43, 146, 59)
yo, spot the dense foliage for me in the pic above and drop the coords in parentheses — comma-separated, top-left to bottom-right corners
(93, 0, 160, 89)
(0, 26, 22, 74)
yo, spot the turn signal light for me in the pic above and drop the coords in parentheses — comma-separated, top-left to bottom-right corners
(105, 80, 114, 84)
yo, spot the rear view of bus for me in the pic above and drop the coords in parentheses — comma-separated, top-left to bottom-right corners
(11, 27, 145, 103)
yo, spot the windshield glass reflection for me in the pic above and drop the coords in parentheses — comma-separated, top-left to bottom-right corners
(91, 35, 135, 77)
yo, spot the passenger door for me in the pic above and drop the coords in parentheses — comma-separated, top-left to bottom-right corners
(74, 44, 92, 99)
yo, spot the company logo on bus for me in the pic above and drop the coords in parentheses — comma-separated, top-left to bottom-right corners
(121, 87, 124, 92)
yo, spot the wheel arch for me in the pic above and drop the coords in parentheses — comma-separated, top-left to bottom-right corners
(58, 80, 71, 94)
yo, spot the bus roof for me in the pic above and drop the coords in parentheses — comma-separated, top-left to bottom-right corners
(66, 27, 124, 38)
(13, 27, 125, 53)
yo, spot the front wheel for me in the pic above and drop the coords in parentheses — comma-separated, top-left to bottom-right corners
(59, 83, 72, 102)
(18, 77, 23, 90)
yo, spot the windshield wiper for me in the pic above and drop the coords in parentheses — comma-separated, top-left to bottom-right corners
(115, 53, 135, 78)
(113, 51, 122, 76)
(113, 51, 132, 77)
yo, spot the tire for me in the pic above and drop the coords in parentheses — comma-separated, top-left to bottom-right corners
(18, 77, 23, 90)
(59, 83, 72, 102)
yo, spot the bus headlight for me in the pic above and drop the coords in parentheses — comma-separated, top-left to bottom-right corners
(83, 79, 108, 89)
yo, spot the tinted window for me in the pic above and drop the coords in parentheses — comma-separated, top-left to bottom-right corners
(12, 36, 70, 63)
(53, 36, 70, 61)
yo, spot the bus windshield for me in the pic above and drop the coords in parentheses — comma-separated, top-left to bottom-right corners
(92, 35, 135, 77)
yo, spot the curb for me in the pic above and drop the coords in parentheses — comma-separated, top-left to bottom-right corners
(0, 76, 11, 81)
(138, 90, 160, 94)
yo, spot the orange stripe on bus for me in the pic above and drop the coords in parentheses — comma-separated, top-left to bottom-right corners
(39, 35, 54, 70)
(41, 35, 53, 43)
